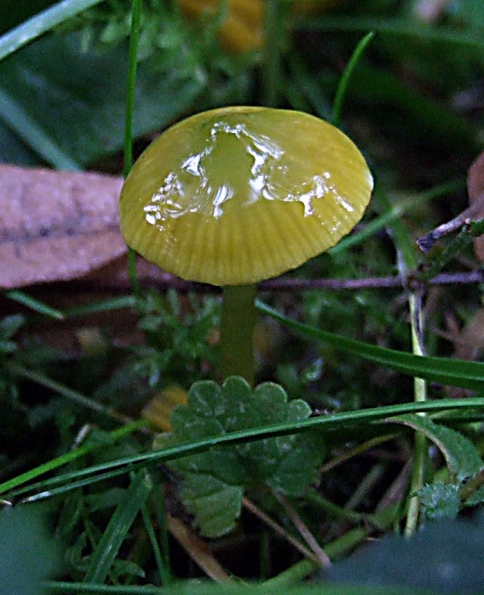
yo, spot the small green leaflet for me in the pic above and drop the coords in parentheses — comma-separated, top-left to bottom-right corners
(388, 414, 484, 522)
(387, 414, 482, 482)
(418, 483, 461, 522)
(155, 377, 325, 538)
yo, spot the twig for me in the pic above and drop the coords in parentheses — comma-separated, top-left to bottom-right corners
(166, 514, 231, 582)
(375, 458, 412, 512)
(416, 196, 484, 254)
(272, 491, 331, 567)
(68, 268, 484, 295)
(242, 496, 319, 563)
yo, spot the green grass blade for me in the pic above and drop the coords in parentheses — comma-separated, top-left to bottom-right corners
(0, 86, 81, 170)
(0, 0, 107, 62)
(332, 31, 374, 127)
(141, 499, 167, 586)
(291, 15, 484, 49)
(64, 296, 136, 318)
(0, 422, 145, 495)
(262, 0, 288, 107)
(256, 300, 484, 391)
(83, 471, 152, 583)
(124, 0, 143, 300)
(4, 290, 64, 319)
(8, 397, 484, 502)
(151, 479, 173, 585)
(8, 363, 136, 424)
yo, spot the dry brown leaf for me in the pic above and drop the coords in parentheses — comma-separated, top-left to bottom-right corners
(167, 514, 230, 581)
(468, 151, 484, 200)
(0, 164, 126, 289)
(467, 151, 484, 261)
(453, 308, 484, 362)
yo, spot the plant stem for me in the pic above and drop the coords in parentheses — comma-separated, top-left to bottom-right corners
(404, 290, 428, 537)
(261, 504, 399, 587)
(262, 0, 286, 107)
(373, 184, 428, 536)
(220, 284, 257, 385)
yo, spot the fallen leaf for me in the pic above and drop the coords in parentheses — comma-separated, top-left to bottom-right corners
(467, 151, 484, 261)
(454, 309, 484, 362)
(0, 165, 126, 288)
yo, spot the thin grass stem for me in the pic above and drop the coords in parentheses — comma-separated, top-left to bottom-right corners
(262, 0, 286, 107)
(8, 362, 138, 426)
(0, 421, 145, 496)
(404, 291, 428, 537)
(7, 397, 484, 502)
(4, 290, 64, 319)
(332, 31, 374, 127)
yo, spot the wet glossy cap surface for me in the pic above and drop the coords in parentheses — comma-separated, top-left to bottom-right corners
(120, 106, 373, 286)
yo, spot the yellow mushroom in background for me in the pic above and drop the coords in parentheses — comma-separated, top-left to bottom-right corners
(178, 0, 346, 53)
(143, 385, 188, 432)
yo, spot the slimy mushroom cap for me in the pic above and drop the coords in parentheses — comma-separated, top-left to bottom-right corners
(120, 106, 373, 286)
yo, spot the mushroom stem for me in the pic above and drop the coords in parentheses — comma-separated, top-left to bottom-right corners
(220, 284, 257, 386)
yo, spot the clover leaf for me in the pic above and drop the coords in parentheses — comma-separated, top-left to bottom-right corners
(156, 376, 325, 537)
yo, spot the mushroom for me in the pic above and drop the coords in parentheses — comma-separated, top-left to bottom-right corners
(119, 106, 373, 385)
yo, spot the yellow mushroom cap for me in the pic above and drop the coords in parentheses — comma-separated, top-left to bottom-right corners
(119, 107, 373, 286)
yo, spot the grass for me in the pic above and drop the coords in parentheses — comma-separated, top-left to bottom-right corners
(0, 0, 484, 593)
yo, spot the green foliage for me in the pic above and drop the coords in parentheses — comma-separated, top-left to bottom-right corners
(390, 414, 483, 483)
(456, 0, 484, 29)
(393, 415, 483, 522)
(79, 290, 219, 408)
(464, 483, 484, 507)
(139, 290, 218, 369)
(0, 32, 204, 168)
(258, 300, 484, 392)
(121, 585, 439, 595)
(0, 314, 24, 354)
(1, 0, 484, 590)
(83, 471, 152, 583)
(323, 513, 484, 594)
(65, 0, 225, 64)
(135, 289, 219, 386)
(0, 505, 62, 595)
(52, 430, 152, 582)
(155, 376, 325, 537)
(418, 483, 461, 522)
(0, 0, 257, 167)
